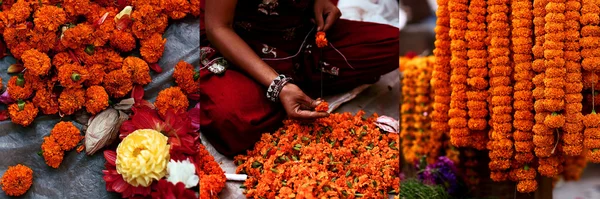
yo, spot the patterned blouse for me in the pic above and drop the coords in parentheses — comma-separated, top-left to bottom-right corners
(233, 0, 313, 41)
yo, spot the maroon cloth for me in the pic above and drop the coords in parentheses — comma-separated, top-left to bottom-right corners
(200, 0, 399, 157)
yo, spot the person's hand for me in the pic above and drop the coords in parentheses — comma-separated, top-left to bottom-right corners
(313, 0, 341, 32)
(279, 83, 329, 121)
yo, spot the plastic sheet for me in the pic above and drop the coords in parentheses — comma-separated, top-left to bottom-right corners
(0, 18, 200, 198)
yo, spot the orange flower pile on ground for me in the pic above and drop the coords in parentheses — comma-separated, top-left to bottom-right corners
(0, 164, 33, 197)
(198, 144, 226, 199)
(421, 0, 599, 193)
(234, 111, 400, 198)
(0, 0, 199, 127)
(41, 121, 82, 168)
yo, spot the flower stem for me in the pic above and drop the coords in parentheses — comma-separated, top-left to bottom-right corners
(71, 73, 81, 81)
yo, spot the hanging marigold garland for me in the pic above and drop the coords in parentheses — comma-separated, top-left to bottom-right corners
(466, 0, 489, 151)
(487, 0, 513, 182)
(562, 153, 587, 181)
(562, 0, 584, 157)
(537, 0, 567, 178)
(448, 0, 471, 148)
(581, 0, 600, 163)
(432, 0, 455, 165)
(401, 57, 419, 163)
(510, 0, 538, 192)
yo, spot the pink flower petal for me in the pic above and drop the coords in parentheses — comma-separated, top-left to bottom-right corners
(94, 12, 110, 29)
(0, 90, 15, 104)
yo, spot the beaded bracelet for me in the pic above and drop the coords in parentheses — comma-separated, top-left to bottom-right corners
(266, 74, 293, 102)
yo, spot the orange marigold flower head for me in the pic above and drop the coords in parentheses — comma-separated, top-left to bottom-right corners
(58, 64, 89, 89)
(315, 101, 328, 112)
(96, 48, 124, 71)
(154, 87, 189, 117)
(28, 29, 58, 53)
(85, 86, 109, 115)
(0, 164, 33, 196)
(109, 31, 136, 52)
(62, 0, 91, 17)
(190, 0, 200, 16)
(50, 121, 82, 151)
(10, 42, 32, 60)
(7, 75, 33, 100)
(161, 0, 190, 19)
(316, 31, 328, 48)
(8, 100, 38, 127)
(172, 60, 199, 95)
(131, 5, 168, 40)
(22, 49, 51, 76)
(33, 5, 67, 32)
(103, 69, 132, 98)
(33, 88, 59, 115)
(41, 136, 64, 168)
(58, 88, 85, 115)
(61, 24, 94, 49)
(544, 112, 566, 129)
(85, 64, 106, 86)
(517, 179, 538, 193)
(7, 0, 32, 23)
(584, 111, 600, 127)
(140, 33, 166, 63)
(122, 56, 152, 85)
(52, 52, 76, 69)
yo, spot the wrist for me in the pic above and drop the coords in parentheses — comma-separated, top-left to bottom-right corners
(266, 74, 293, 102)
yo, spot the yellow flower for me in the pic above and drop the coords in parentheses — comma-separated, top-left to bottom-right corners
(116, 129, 170, 187)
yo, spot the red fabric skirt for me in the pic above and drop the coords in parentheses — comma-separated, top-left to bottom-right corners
(200, 13, 399, 157)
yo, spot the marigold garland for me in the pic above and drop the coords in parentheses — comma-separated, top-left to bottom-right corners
(487, 0, 513, 182)
(465, 0, 489, 151)
(510, 0, 538, 189)
(401, 58, 419, 163)
(234, 111, 400, 198)
(431, 0, 452, 152)
(425, 0, 598, 193)
(0, 164, 33, 197)
(448, 0, 470, 148)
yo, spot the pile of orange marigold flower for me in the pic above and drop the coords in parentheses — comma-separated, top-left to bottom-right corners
(40, 121, 82, 168)
(234, 111, 400, 198)
(422, 0, 596, 193)
(0, 0, 199, 127)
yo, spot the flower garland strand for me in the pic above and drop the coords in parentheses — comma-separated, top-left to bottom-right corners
(409, 59, 428, 163)
(510, 0, 537, 192)
(581, 0, 600, 163)
(401, 58, 418, 163)
(562, 153, 587, 181)
(432, 0, 453, 159)
(532, 0, 552, 169)
(425, 57, 444, 163)
(415, 57, 435, 163)
(487, 0, 513, 182)
(538, 0, 567, 178)
(448, 0, 471, 148)
(465, 0, 489, 151)
(562, 0, 584, 156)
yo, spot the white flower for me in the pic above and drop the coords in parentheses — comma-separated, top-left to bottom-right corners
(166, 158, 199, 188)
